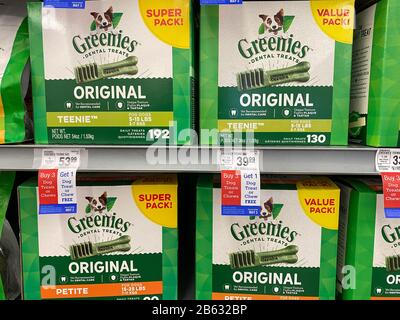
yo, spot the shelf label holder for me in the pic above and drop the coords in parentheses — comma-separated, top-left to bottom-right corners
(36, 148, 87, 215)
(218, 149, 261, 216)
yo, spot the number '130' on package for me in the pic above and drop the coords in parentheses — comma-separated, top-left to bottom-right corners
(200, 0, 354, 146)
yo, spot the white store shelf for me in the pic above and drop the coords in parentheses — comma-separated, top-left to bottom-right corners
(0, 144, 379, 175)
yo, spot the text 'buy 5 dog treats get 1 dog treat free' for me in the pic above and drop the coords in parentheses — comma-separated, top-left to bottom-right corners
(196, 175, 340, 300)
(0, 0, 33, 144)
(28, 0, 195, 145)
(19, 174, 178, 300)
(200, 0, 355, 146)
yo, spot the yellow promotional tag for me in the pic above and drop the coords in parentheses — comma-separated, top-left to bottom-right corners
(131, 177, 178, 228)
(138, 0, 190, 49)
(310, 0, 355, 44)
(297, 177, 340, 230)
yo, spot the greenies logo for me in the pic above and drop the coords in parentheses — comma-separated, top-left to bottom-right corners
(238, 9, 311, 60)
(89, 7, 123, 33)
(250, 197, 283, 221)
(381, 224, 400, 245)
(67, 192, 131, 235)
(85, 192, 116, 214)
(232, 198, 298, 243)
(258, 9, 295, 36)
(72, 6, 139, 55)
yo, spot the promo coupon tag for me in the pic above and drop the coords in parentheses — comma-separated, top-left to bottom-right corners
(38, 149, 82, 215)
(376, 149, 400, 218)
(44, 0, 85, 9)
(218, 150, 261, 216)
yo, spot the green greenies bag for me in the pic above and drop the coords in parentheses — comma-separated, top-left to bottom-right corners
(0, 171, 20, 300)
(0, 0, 32, 144)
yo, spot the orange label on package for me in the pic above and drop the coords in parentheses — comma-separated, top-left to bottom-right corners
(139, 0, 190, 49)
(212, 292, 319, 300)
(310, 0, 355, 44)
(297, 178, 340, 230)
(41, 281, 162, 299)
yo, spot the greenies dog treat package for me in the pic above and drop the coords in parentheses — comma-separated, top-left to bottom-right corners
(349, 0, 400, 147)
(200, 0, 354, 146)
(28, 0, 196, 145)
(196, 175, 340, 300)
(336, 178, 400, 300)
(19, 174, 178, 300)
(0, 0, 33, 144)
(0, 172, 21, 300)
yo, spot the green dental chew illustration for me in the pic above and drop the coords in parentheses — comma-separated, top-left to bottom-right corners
(229, 245, 299, 269)
(74, 56, 138, 84)
(69, 235, 131, 261)
(237, 61, 311, 91)
(385, 255, 400, 272)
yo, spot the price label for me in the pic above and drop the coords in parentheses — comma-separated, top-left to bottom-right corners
(219, 150, 261, 216)
(41, 149, 81, 169)
(376, 149, 400, 218)
(376, 149, 400, 172)
(219, 150, 260, 171)
(44, 0, 85, 9)
(38, 149, 83, 215)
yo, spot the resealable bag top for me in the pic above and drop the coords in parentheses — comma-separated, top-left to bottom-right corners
(0, 0, 32, 144)
(28, 0, 196, 145)
(200, 0, 355, 146)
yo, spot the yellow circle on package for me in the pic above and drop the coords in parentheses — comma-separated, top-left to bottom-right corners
(139, 0, 190, 49)
(310, 0, 355, 44)
(297, 178, 340, 230)
(132, 182, 178, 228)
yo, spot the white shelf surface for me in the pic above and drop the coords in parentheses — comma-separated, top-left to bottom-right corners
(0, 145, 379, 175)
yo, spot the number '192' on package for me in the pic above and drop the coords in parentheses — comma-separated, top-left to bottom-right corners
(28, 0, 196, 145)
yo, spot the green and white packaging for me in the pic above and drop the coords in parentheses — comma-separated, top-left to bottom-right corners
(19, 174, 178, 300)
(200, 0, 354, 146)
(349, 0, 400, 147)
(0, 0, 32, 144)
(337, 177, 400, 300)
(28, 0, 196, 145)
(196, 175, 340, 300)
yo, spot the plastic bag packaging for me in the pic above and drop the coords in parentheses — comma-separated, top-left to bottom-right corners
(0, 0, 33, 144)
(0, 219, 21, 300)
